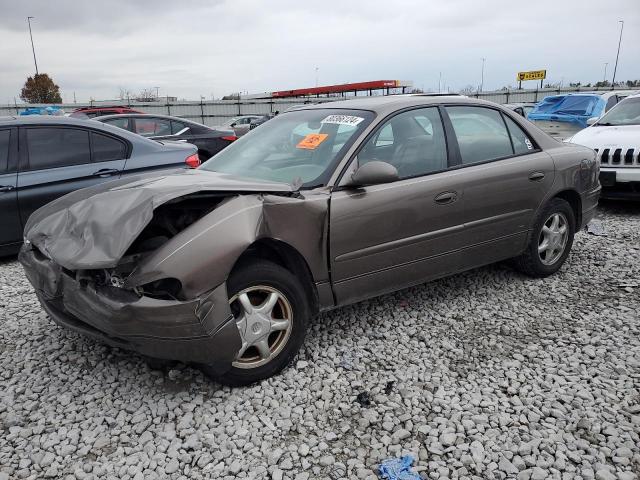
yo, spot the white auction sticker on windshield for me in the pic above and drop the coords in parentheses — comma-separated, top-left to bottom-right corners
(320, 114, 365, 126)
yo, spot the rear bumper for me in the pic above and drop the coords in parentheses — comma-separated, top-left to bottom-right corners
(19, 246, 241, 373)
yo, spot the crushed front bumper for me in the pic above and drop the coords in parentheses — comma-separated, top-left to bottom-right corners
(19, 246, 241, 374)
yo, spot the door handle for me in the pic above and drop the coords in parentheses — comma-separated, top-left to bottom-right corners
(92, 168, 120, 177)
(529, 172, 545, 181)
(434, 191, 457, 204)
(0, 185, 15, 193)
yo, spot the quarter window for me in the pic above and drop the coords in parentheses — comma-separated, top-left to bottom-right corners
(446, 106, 513, 164)
(171, 121, 189, 134)
(0, 130, 10, 172)
(26, 128, 90, 170)
(504, 116, 535, 155)
(134, 118, 172, 137)
(360, 107, 447, 179)
(104, 117, 130, 130)
(91, 132, 126, 162)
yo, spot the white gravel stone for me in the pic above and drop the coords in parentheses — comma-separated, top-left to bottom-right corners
(0, 203, 638, 479)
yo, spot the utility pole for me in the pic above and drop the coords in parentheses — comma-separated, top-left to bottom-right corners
(27, 17, 39, 75)
(612, 20, 624, 86)
(480, 58, 486, 93)
(154, 86, 160, 99)
(603, 63, 608, 82)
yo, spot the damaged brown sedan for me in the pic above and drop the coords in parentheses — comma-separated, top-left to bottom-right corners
(20, 96, 601, 385)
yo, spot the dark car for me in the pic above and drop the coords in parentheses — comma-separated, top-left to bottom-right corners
(0, 116, 198, 255)
(20, 96, 600, 386)
(70, 106, 143, 119)
(95, 114, 237, 161)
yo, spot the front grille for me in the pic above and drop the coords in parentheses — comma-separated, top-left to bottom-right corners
(596, 147, 640, 167)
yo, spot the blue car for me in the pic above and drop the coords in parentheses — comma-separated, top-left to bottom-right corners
(528, 91, 639, 140)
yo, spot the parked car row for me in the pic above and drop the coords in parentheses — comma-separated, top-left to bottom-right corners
(528, 90, 638, 140)
(567, 93, 640, 200)
(94, 114, 237, 161)
(18, 96, 600, 386)
(0, 116, 199, 255)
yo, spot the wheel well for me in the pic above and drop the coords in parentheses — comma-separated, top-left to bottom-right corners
(234, 239, 319, 314)
(554, 190, 582, 227)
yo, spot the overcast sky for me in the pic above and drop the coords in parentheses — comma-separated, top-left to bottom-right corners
(0, 0, 639, 104)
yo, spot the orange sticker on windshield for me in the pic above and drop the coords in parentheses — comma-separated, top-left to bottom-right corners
(297, 133, 328, 150)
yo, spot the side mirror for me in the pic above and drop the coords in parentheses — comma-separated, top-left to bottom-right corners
(586, 117, 598, 126)
(347, 161, 399, 187)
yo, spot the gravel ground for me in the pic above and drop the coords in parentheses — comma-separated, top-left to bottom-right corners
(1, 201, 639, 480)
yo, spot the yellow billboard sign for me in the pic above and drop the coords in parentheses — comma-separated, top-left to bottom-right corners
(517, 70, 547, 82)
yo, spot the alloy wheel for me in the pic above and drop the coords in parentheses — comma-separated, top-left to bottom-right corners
(230, 285, 293, 369)
(538, 212, 569, 266)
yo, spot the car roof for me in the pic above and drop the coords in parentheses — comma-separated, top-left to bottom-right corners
(289, 94, 499, 115)
(73, 106, 135, 111)
(0, 115, 168, 144)
(94, 113, 208, 127)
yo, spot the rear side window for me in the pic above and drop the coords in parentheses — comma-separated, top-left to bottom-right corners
(104, 117, 130, 130)
(26, 128, 90, 170)
(134, 118, 172, 137)
(91, 132, 126, 162)
(0, 129, 10, 172)
(504, 116, 535, 155)
(446, 106, 513, 164)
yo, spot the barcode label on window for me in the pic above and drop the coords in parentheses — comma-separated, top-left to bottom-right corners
(320, 115, 364, 126)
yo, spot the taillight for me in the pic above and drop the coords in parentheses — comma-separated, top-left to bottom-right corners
(221, 135, 238, 142)
(185, 153, 200, 168)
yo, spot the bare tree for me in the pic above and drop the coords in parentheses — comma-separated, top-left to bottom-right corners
(117, 87, 133, 101)
(136, 88, 157, 102)
(459, 85, 477, 95)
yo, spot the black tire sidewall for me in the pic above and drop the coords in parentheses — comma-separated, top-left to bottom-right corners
(216, 261, 309, 386)
(527, 198, 576, 276)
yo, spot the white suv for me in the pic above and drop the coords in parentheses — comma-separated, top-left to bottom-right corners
(568, 94, 640, 200)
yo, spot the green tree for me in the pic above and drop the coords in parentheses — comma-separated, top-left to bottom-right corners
(20, 73, 62, 103)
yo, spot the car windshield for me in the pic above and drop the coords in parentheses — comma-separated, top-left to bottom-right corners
(595, 97, 640, 126)
(200, 109, 374, 187)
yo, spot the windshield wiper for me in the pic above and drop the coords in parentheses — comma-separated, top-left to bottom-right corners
(594, 122, 616, 126)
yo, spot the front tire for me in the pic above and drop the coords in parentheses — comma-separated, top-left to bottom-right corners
(514, 198, 576, 277)
(203, 260, 309, 387)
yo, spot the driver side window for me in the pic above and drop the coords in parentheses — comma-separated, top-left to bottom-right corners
(359, 107, 448, 179)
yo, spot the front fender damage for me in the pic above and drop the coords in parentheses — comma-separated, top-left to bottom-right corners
(21, 177, 328, 372)
(124, 192, 330, 299)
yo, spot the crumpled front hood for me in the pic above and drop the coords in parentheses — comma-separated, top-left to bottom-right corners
(23, 169, 293, 270)
(570, 125, 640, 149)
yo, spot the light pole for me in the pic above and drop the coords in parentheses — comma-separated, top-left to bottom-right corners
(27, 16, 39, 75)
(480, 58, 486, 93)
(315, 67, 319, 87)
(612, 20, 624, 86)
(603, 62, 608, 82)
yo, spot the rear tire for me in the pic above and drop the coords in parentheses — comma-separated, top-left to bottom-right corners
(514, 198, 575, 277)
(202, 260, 309, 387)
